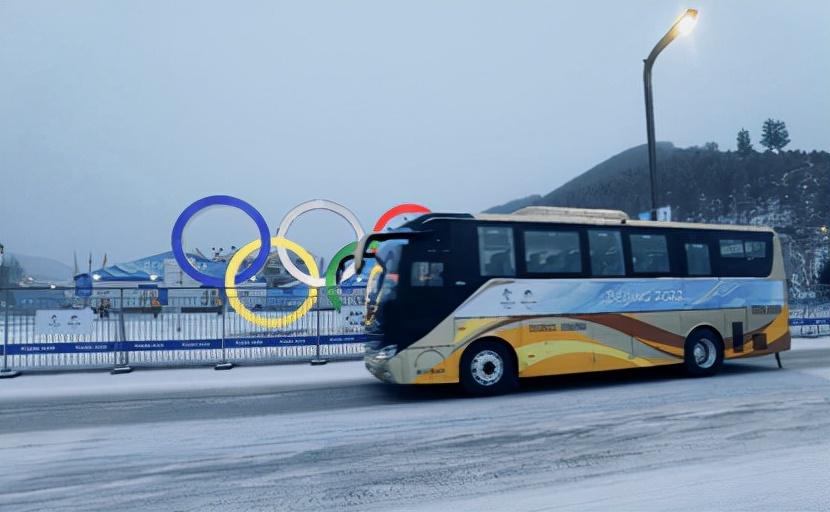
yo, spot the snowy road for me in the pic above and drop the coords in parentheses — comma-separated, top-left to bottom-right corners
(1, 339, 829, 511)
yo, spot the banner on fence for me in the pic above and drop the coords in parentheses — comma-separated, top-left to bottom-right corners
(122, 335, 369, 351)
(789, 317, 830, 327)
(1, 342, 113, 355)
(34, 309, 94, 336)
(0, 335, 370, 356)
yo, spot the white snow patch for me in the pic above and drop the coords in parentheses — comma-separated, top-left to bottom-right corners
(0, 360, 371, 403)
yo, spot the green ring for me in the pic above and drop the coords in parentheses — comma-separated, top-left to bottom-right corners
(324, 241, 358, 311)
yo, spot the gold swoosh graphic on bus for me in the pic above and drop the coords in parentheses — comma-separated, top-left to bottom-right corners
(519, 340, 657, 368)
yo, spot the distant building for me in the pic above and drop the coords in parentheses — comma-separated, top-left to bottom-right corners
(87, 250, 312, 288)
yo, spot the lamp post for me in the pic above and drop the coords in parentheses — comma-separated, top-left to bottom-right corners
(643, 8, 698, 220)
(0, 243, 19, 378)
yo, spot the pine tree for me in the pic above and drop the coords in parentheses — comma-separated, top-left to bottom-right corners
(776, 120, 791, 150)
(736, 128, 753, 156)
(760, 119, 791, 152)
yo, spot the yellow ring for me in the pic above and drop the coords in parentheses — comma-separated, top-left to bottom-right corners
(225, 236, 319, 328)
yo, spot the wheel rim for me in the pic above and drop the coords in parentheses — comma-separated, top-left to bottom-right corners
(470, 350, 504, 387)
(693, 338, 717, 369)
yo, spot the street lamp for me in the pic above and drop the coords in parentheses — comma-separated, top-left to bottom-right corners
(643, 8, 698, 220)
(0, 242, 18, 378)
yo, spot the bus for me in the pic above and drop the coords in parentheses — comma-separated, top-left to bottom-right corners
(355, 206, 790, 395)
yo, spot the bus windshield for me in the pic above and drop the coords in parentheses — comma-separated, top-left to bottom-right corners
(364, 239, 408, 330)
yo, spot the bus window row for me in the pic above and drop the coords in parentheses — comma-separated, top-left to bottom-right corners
(476, 225, 772, 279)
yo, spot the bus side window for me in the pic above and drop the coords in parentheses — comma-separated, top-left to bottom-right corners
(629, 233, 670, 274)
(477, 226, 516, 277)
(523, 230, 581, 274)
(588, 230, 624, 277)
(717, 236, 772, 277)
(685, 242, 712, 276)
(744, 241, 766, 260)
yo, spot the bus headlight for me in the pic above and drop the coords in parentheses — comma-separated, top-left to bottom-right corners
(375, 345, 397, 360)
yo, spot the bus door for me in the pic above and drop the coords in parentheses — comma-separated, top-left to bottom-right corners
(401, 229, 457, 349)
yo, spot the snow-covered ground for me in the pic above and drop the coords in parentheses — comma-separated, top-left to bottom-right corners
(0, 360, 369, 403)
(0, 338, 828, 511)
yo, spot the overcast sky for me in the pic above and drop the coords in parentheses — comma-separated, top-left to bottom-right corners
(1, 0, 828, 267)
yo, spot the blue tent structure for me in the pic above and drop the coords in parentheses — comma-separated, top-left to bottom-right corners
(89, 251, 224, 283)
(88, 250, 375, 288)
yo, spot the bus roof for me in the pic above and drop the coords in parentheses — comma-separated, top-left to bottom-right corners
(416, 207, 775, 233)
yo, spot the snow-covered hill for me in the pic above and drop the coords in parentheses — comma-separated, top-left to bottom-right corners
(9, 252, 73, 283)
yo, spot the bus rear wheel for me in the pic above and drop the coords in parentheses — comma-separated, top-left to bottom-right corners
(684, 329, 724, 377)
(460, 341, 518, 396)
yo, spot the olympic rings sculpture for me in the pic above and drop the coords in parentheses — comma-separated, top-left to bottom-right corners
(171, 195, 430, 327)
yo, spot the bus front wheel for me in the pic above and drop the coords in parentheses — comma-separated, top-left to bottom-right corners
(460, 341, 518, 396)
(684, 329, 724, 377)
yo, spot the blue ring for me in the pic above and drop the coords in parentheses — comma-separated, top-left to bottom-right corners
(171, 195, 271, 288)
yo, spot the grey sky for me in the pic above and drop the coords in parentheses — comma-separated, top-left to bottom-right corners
(1, 0, 828, 266)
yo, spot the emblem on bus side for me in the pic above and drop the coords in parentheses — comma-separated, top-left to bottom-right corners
(500, 288, 516, 310)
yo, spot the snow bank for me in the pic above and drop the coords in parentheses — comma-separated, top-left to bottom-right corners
(0, 360, 371, 404)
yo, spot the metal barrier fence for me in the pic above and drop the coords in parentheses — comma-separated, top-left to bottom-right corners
(0, 286, 368, 374)
(789, 302, 830, 338)
(1, 286, 827, 376)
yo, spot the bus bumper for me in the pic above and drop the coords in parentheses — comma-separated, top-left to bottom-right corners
(364, 345, 460, 384)
(364, 346, 405, 384)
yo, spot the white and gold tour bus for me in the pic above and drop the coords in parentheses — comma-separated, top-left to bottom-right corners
(354, 207, 790, 395)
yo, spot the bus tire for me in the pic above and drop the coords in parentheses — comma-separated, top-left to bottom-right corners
(460, 341, 518, 396)
(684, 328, 724, 377)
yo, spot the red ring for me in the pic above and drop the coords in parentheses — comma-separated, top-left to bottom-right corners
(372, 204, 431, 232)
